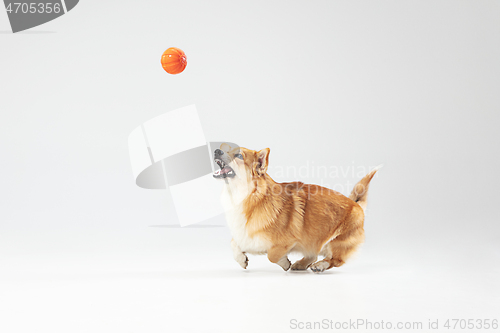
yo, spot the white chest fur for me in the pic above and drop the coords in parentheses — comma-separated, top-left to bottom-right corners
(221, 185, 269, 254)
(224, 205, 268, 254)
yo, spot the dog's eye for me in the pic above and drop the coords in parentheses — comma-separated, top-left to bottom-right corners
(234, 153, 243, 160)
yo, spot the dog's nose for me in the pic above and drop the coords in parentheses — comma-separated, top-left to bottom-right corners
(214, 149, 224, 156)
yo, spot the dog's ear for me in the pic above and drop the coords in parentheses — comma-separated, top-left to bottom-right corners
(256, 148, 270, 176)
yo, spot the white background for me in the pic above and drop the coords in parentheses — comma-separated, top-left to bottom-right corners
(1, 1, 499, 332)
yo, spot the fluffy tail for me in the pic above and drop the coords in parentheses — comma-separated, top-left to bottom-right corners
(349, 165, 382, 212)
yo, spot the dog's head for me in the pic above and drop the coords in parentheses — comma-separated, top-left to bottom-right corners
(213, 143, 270, 183)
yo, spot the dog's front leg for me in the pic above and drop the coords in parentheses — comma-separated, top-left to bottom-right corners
(267, 246, 291, 271)
(231, 239, 248, 269)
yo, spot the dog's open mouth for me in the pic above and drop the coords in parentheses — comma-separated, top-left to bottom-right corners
(213, 158, 235, 178)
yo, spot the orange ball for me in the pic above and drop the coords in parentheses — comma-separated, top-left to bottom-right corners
(161, 47, 187, 74)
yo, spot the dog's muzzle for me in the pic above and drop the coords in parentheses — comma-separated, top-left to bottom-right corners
(213, 158, 235, 178)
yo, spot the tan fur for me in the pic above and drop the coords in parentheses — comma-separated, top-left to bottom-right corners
(215, 145, 380, 273)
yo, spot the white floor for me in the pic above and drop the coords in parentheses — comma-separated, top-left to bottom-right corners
(1, 225, 498, 333)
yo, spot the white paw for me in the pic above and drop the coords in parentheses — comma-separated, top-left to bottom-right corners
(309, 261, 329, 273)
(278, 257, 291, 271)
(235, 253, 248, 269)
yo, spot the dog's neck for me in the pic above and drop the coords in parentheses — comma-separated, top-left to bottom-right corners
(223, 173, 275, 207)
(251, 174, 275, 196)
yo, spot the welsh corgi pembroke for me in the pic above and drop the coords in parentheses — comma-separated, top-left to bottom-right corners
(213, 143, 380, 273)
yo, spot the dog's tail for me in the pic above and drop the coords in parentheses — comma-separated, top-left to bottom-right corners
(349, 165, 382, 212)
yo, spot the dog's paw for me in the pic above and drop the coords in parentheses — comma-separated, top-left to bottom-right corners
(290, 261, 309, 271)
(235, 254, 249, 269)
(278, 258, 291, 271)
(309, 261, 329, 273)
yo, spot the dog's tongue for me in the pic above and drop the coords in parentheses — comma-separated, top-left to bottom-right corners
(221, 166, 232, 174)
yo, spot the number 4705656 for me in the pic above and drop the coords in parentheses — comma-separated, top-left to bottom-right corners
(5, 2, 61, 14)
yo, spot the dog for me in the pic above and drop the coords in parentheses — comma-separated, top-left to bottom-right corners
(213, 143, 380, 273)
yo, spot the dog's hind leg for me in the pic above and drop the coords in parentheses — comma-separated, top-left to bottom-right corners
(310, 227, 365, 273)
(291, 255, 318, 270)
